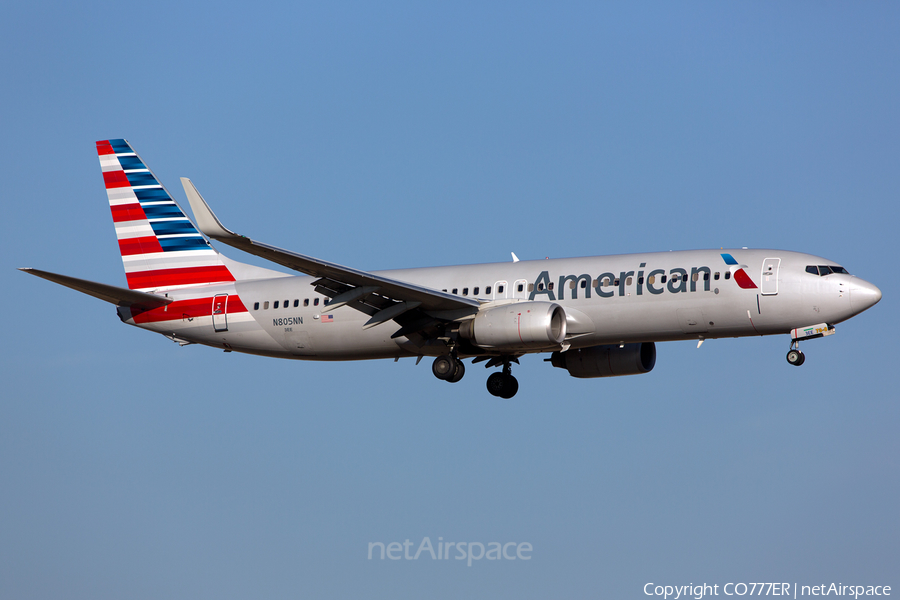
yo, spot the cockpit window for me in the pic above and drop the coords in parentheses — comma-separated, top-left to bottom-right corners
(807, 265, 850, 276)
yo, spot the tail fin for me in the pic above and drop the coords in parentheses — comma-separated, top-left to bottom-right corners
(97, 139, 235, 291)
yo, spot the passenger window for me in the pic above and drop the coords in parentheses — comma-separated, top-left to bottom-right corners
(314, 298, 319, 306)
(498, 285, 504, 293)
(692, 273, 699, 282)
(614, 278, 620, 286)
(580, 280, 586, 288)
(274, 300, 279, 309)
(263, 301, 269, 309)
(486, 286, 492, 294)
(253, 302, 260, 310)
(625, 277, 633, 286)
(548, 283, 554, 290)
(528, 283, 534, 292)
(518, 283, 525, 292)
(304, 299, 309, 307)
(452, 288, 458, 295)
(703, 273, 710, 281)
(648, 275, 655, 284)
(473, 287, 479, 295)
(284, 299, 289, 308)
(714, 272, 720, 280)
(538, 283, 544, 291)
(463, 288, 469, 296)
(661, 275, 667, 283)
(725, 272, 731, 280)
(568, 281, 576, 289)
(294, 299, 299, 307)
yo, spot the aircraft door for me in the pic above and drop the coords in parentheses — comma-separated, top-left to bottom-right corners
(513, 279, 528, 299)
(492, 281, 508, 300)
(761, 258, 781, 296)
(212, 294, 229, 332)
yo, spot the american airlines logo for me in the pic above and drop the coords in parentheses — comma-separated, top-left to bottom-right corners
(529, 254, 756, 302)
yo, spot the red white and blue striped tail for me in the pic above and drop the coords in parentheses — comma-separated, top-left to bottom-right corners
(97, 139, 235, 291)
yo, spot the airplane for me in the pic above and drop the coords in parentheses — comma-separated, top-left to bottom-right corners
(20, 139, 882, 398)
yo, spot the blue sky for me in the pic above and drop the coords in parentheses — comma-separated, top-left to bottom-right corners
(1, 2, 897, 598)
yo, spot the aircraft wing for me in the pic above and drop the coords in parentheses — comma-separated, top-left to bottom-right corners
(181, 179, 480, 325)
(19, 268, 173, 310)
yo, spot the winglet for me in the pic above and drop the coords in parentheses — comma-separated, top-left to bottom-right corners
(511, 252, 519, 263)
(180, 177, 239, 239)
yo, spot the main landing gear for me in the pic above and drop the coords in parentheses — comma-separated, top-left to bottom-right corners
(786, 340, 805, 366)
(432, 354, 520, 398)
(432, 354, 465, 383)
(486, 360, 518, 399)
(486, 368, 518, 398)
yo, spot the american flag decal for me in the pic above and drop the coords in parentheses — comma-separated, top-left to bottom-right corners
(321, 314, 334, 323)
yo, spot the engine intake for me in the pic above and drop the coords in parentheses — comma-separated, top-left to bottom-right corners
(550, 342, 656, 378)
(459, 302, 567, 350)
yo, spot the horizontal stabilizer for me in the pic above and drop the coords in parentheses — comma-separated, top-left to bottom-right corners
(19, 268, 173, 309)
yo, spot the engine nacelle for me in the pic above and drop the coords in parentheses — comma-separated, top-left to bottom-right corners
(550, 342, 656, 378)
(459, 302, 567, 350)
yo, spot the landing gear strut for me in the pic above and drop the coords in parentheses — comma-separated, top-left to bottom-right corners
(486, 360, 519, 398)
(432, 354, 465, 383)
(786, 340, 805, 366)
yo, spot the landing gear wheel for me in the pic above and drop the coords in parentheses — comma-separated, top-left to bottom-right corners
(432, 355, 455, 380)
(500, 375, 519, 399)
(786, 349, 805, 366)
(447, 359, 465, 383)
(486, 372, 505, 396)
(486, 372, 519, 398)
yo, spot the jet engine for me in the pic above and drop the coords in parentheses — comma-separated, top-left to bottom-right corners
(549, 342, 656, 378)
(459, 302, 567, 350)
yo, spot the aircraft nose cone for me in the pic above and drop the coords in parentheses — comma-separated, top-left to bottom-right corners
(850, 279, 882, 312)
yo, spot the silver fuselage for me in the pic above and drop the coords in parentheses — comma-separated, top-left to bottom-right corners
(125, 248, 881, 360)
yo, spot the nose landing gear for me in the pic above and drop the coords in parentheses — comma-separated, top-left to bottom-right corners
(786, 341, 805, 366)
